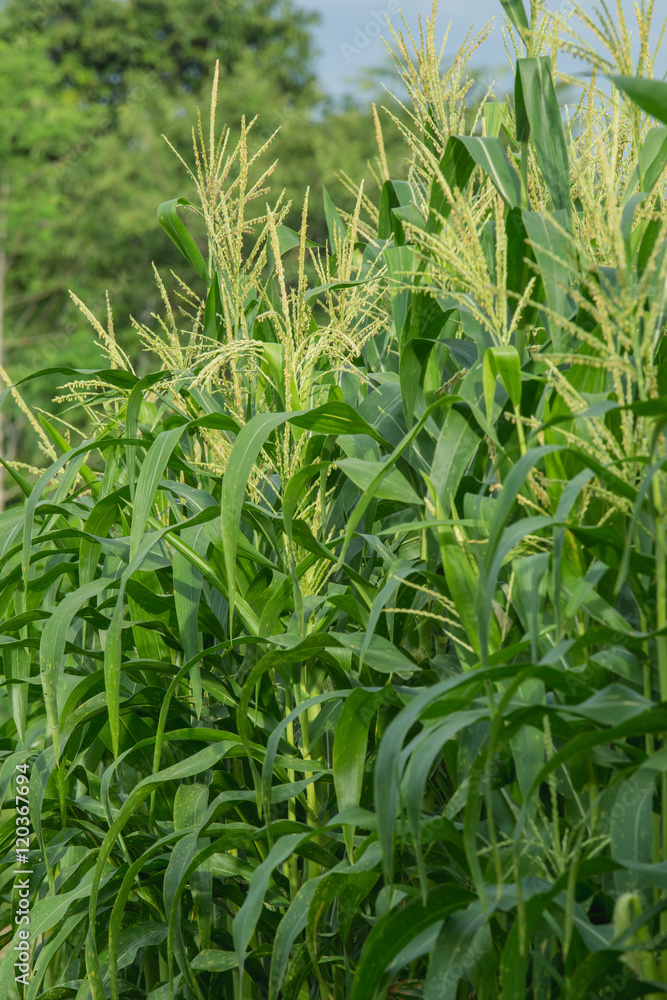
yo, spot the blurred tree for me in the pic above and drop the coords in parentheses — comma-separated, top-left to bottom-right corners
(0, 0, 316, 368)
(0, 0, 409, 504)
(0, 25, 107, 505)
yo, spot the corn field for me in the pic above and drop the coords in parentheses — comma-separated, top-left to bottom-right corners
(2, 1, 667, 997)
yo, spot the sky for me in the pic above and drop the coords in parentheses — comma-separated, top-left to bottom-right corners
(295, 0, 664, 100)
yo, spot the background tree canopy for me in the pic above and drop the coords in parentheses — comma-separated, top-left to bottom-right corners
(0, 0, 408, 488)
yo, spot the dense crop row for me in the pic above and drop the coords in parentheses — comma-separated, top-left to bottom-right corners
(2, 2, 667, 997)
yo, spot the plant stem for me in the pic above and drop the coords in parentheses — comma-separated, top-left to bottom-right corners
(514, 403, 527, 457)
(333, 965, 345, 1000)
(299, 666, 321, 880)
(653, 473, 667, 705)
(520, 142, 529, 211)
(285, 687, 300, 899)
(652, 472, 667, 945)
(144, 949, 159, 993)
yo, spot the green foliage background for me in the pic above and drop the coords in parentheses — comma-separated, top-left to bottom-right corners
(0, 0, 410, 480)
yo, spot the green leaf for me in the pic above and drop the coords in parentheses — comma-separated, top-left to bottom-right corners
(261, 688, 345, 823)
(405, 710, 486, 899)
(268, 879, 323, 1000)
(157, 197, 209, 283)
(103, 923, 169, 977)
(379, 179, 416, 244)
(0, 367, 138, 411)
(282, 942, 311, 1000)
(384, 244, 418, 338)
(38, 414, 97, 490)
(428, 403, 482, 517)
(0, 455, 31, 498)
(338, 396, 457, 565)
(191, 950, 238, 972)
(233, 833, 308, 977)
(428, 134, 522, 231)
(306, 871, 378, 989)
(282, 461, 331, 628)
(336, 457, 422, 505)
(203, 272, 224, 341)
(482, 345, 522, 422)
(424, 908, 489, 1000)
(568, 684, 653, 726)
(566, 950, 661, 1000)
(456, 136, 521, 209)
(500, 0, 529, 35)
(87, 743, 238, 991)
(173, 783, 212, 954)
(499, 890, 554, 999)
(429, 137, 476, 233)
(130, 425, 186, 560)
(623, 126, 667, 200)
(31, 989, 79, 999)
(323, 186, 347, 248)
(522, 209, 573, 350)
(164, 829, 205, 992)
(613, 75, 667, 126)
(516, 58, 571, 217)
(349, 885, 475, 1000)
(172, 523, 206, 717)
(288, 402, 390, 445)
(399, 331, 447, 425)
(329, 631, 417, 676)
(39, 579, 112, 760)
(220, 411, 292, 623)
(484, 101, 509, 139)
(124, 371, 165, 503)
(333, 688, 384, 857)
(5, 643, 31, 743)
(304, 276, 374, 301)
(609, 769, 656, 894)
(361, 559, 416, 663)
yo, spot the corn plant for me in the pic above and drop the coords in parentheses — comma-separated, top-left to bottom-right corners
(1, 1, 667, 998)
